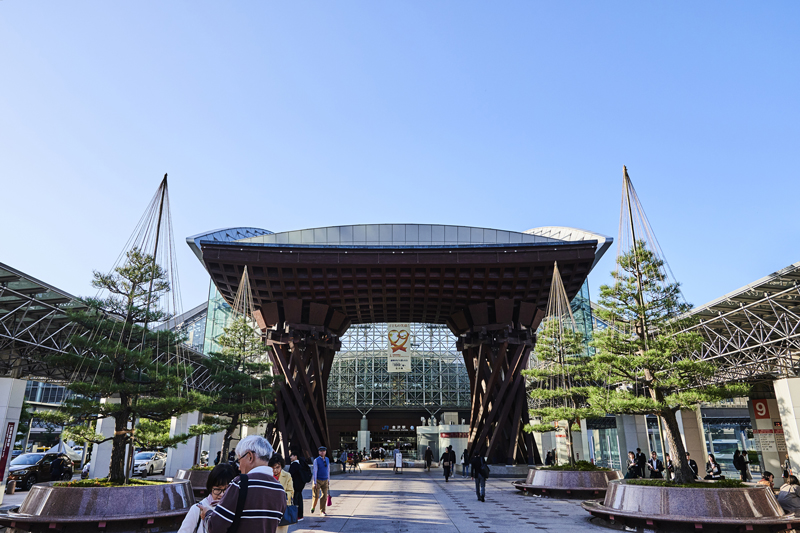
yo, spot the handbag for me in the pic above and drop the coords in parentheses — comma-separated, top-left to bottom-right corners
(327, 493, 333, 507)
(280, 504, 298, 526)
(480, 461, 490, 479)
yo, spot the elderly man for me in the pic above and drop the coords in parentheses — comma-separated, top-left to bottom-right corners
(206, 435, 287, 533)
(311, 446, 331, 516)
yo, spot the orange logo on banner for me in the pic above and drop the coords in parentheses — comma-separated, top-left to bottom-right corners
(388, 329, 409, 353)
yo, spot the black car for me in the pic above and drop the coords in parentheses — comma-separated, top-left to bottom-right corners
(7, 453, 74, 490)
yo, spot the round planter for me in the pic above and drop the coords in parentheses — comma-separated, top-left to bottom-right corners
(176, 468, 211, 498)
(0, 479, 194, 533)
(512, 467, 622, 498)
(582, 480, 798, 532)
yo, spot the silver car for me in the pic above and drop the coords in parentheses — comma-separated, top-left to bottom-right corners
(132, 451, 166, 477)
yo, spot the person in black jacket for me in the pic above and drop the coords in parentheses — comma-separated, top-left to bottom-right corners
(288, 449, 307, 521)
(625, 451, 641, 479)
(470, 454, 486, 502)
(441, 446, 453, 482)
(685, 452, 699, 479)
(424, 446, 433, 472)
(636, 448, 647, 474)
(647, 451, 664, 479)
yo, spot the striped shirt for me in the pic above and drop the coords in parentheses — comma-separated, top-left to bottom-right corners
(207, 466, 286, 533)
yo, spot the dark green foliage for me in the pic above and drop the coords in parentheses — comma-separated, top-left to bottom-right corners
(542, 460, 611, 472)
(588, 242, 749, 483)
(524, 317, 603, 464)
(198, 316, 276, 461)
(625, 479, 745, 488)
(46, 248, 208, 483)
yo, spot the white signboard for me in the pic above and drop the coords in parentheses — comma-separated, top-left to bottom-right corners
(775, 430, 787, 453)
(387, 323, 411, 373)
(755, 429, 778, 453)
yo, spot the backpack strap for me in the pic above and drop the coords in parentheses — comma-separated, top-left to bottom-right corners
(228, 474, 249, 533)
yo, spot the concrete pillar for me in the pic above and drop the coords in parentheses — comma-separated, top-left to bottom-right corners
(578, 419, 591, 463)
(89, 397, 126, 480)
(0, 378, 27, 505)
(165, 411, 202, 476)
(768, 379, 798, 475)
(357, 415, 370, 453)
(675, 409, 707, 464)
(615, 414, 649, 468)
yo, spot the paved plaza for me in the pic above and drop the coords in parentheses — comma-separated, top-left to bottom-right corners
(285, 468, 594, 533)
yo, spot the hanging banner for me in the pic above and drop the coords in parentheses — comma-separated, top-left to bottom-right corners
(387, 323, 411, 372)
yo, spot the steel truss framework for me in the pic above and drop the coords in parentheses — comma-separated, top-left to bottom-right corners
(0, 262, 218, 392)
(678, 262, 800, 383)
(327, 323, 469, 409)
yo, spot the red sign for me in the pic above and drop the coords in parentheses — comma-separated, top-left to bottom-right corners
(753, 399, 771, 419)
(440, 432, 468, 439)
(755, 429, 774, 434)
(0, 422, 16, 481)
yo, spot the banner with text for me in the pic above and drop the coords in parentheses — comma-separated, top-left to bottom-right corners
(387, 323, 411, 372)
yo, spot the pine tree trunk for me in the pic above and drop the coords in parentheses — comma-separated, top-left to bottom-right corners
(660, 408, 695, 484)
(220, 414, 240, 462)
(108, 413, 129, 483)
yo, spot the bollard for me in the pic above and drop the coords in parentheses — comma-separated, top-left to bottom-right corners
(5, 480, 16, 494)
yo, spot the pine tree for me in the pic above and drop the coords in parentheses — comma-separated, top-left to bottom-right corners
(525, 317, 601, 466)
(589, 242, 748, 483)
(46, 248, 206, 483)
(198, 315, 275, 461)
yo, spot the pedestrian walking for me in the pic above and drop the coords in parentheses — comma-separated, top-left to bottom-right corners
(441, 446, 453, 482)
(50, 454, 67, 481)
(205, 435, 286, 533)
(178, 463, 235, 533)
(214, 451, 221, 466)
(424, 446, 433, 472)
(733, 450, 748, 481)
(470, 454, 487, 502)
(268, 454, 295, 533)
(340, 450, 348, 474)
(544, 451, 554, 466)
(647, 451, 664, 479)
(311, 447, 331, 517)
(288, 450, 309, 522)
(461, 449, 469, 478)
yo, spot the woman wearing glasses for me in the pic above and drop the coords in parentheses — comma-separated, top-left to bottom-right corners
(178, 463, 236, 533)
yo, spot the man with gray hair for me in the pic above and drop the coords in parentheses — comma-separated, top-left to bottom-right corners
(206, 435, 287, 533)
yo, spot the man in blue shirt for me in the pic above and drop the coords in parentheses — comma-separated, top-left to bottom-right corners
(311, 446, 330, 516)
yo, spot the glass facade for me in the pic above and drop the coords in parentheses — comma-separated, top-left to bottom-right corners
(24, 381, 67, 404)
(327, 323, 469, 408)
(203, 284, 238, 354)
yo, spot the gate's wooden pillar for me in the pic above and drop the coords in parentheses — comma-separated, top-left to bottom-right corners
(255, 302, 350, 461)
(450, 300, 545, 465)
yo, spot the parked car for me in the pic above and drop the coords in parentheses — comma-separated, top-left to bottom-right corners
(132, 451, 167, 477)
(7, 453, 74, 491)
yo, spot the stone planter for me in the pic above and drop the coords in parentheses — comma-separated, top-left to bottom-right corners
(512, 468, 622, 498)
(582, 480, 798, 532)
(0, 479, 194, 533)
(176, 468, 211, 499)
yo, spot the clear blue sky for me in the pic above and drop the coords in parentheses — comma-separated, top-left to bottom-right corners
(2, 2, 798, 312)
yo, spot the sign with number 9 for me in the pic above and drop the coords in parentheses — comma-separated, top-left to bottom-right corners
(753, 399, 770, 419)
